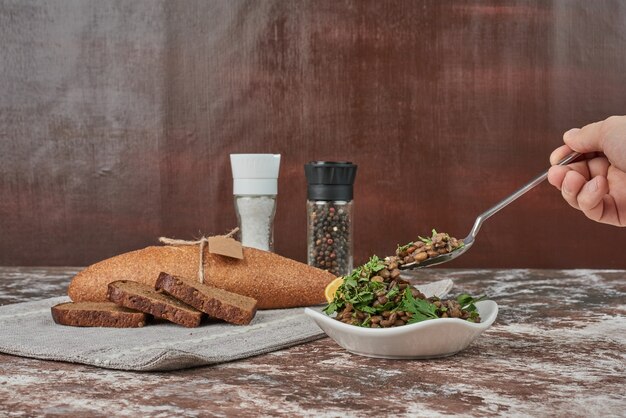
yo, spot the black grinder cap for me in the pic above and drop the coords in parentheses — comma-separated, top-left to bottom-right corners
(304, 161, 358, 201)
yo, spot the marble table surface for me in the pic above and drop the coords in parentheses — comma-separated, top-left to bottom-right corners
(0, 267, 624, 417)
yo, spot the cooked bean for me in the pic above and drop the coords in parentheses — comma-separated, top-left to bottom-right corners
(450, 308, 461, 318)
(414, 252, 428, 262)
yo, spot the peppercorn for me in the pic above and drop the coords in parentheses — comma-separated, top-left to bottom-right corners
(307, 202, 352, 276)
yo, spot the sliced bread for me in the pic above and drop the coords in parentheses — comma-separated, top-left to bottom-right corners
(155, 272, 257, 325)
(107, 280, 202, 328)
(51, 301, 147, 328)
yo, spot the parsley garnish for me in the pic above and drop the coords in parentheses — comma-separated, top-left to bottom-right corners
(418, 229, 439, 244)
(456, 293, 485, 322)
(399, 288, 439, 323)
(323, 256, 386, 317)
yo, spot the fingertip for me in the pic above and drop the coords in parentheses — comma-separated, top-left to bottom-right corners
(562, 170, 585, 196)
(595, 175, 609, 195)
(550, 144, 573, 165)
(578, 176, 608, 213)
(560, 170, 586, 210)
(563, 127, 585, 151)
(547, 166, 565, 188)
(563, 128, 581, 142)
(549, 150, 559, 166)
(564, 120, 604, 153)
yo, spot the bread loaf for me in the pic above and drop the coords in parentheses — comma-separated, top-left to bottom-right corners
(68, 245, 335, 309)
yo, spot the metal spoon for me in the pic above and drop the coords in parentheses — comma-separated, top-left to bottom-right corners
(399, 151, 582, 270)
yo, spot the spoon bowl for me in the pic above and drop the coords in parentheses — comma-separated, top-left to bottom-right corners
(399, 237, 475, 270)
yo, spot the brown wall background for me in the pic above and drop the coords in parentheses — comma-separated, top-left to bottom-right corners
(1, 0, 625, 268)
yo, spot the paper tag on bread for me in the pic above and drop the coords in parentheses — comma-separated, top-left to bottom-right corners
(208, 236, 244, 259)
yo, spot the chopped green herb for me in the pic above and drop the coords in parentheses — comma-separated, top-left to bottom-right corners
(400, 288, 439, 324)
(457, 293, 485, 311)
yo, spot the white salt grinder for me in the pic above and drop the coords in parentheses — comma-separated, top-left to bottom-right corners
(230, 154, 281, 252)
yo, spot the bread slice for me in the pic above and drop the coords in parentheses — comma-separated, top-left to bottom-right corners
(68, 246, 336, 309)
(155, 272, 257, 325)
(51, 301, 147, 328)
(107, 280, 202, 328)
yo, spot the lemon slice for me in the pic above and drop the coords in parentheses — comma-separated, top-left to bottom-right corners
(324, 277, 344, 303)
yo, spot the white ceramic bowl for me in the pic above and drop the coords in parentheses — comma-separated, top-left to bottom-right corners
(305, 300, 497, 359)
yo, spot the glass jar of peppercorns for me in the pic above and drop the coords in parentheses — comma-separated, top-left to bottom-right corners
(304, 161, 357, 277)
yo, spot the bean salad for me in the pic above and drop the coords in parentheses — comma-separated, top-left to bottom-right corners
(323, 231, 483, 328)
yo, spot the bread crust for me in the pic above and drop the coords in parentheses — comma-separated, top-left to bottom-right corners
(51, 301, 147, 328)
(156, 272, 257, 325)
(69, 246, 335, 309)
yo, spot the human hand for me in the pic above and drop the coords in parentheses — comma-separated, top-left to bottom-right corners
(547, 115, 626, 227)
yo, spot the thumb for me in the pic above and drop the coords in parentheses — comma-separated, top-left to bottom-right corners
(567, 116, 626, 173)
(563, 121, 604, 154)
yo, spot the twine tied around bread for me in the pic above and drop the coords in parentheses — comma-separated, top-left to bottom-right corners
(158, 228, 239, 284)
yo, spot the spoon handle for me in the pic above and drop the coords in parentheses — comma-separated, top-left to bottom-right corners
(466, 151, 581, 243)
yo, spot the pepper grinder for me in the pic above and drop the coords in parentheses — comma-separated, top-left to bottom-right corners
(305, 161, 358, 276)
(230, 154, 281, 252)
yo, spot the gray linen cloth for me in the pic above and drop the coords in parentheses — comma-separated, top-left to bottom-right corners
(0, 296, 325, 371)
